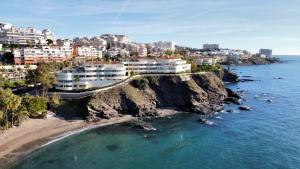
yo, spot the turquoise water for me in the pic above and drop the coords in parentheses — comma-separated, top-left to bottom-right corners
(12, 56, 300, 169)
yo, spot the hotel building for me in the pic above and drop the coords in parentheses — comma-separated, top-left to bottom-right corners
(55, 58, 191, 91)
(56, 63, 127, 91)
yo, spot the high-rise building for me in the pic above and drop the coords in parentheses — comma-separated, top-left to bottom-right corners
(259, 49, 272, 58)
(203, 44, 219, 51)
(153, 41, 176, 51)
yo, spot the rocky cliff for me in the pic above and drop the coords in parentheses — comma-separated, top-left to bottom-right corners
(87, 73, 237, 121)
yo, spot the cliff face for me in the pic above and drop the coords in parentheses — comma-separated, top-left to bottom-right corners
(87, 73, 231, 121)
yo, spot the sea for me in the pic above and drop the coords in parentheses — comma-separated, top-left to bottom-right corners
(11, 56, 300, 169)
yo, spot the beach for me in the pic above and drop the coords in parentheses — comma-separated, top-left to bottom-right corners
(0, 109, 182, 169)
(0, 114, 135, 169)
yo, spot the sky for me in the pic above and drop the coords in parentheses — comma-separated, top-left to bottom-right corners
(1, 0, 300, 55)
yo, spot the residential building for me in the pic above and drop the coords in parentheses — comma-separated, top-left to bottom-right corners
(121, 58, 191, 74)
(56, 63, 127, 91)
(115, 35, 130, 43)
(137, 45, 148, 57)
(0, 22, 53, 46)
(74, 46, 103, 58)
(14, 46, 73, 65)
(195, 57, 217, 65)
(203, 44, 219, 51)
(42, 29, 55, 42)
(153, 41, 176, 51)
(0, 65, 37, 81)
(259, 49, 272, 58)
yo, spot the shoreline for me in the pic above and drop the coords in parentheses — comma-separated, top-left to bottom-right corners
(0, 109, 182, 169)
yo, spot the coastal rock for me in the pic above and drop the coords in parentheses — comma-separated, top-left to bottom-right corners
(87, 73, 238, 121)
(198, 118, 215, 126)
(217, 67, 239, 83)
(131, 120, 157, 131)
(239, 106, 252, 111)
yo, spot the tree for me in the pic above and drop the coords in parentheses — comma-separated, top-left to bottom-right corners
(1, 52, 14, 64)
(0, 89, 21, 129)
(22, 94, 48, 118)
(46, 39, 54, 46)
(26, 64, 56, 97)
(48, 93, 62, 113)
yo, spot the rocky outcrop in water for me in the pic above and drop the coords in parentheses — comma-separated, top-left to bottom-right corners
(222, 57, 281, 66)
(87, 73, 240, 121)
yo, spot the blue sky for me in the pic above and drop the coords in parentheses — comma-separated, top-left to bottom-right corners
(1, 0, 300, 54)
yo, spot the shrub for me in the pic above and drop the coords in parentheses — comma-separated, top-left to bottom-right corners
(132, 78, 149, 90)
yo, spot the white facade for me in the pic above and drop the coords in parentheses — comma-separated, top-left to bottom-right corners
(195, 57, 217, 65)
(0, 23, 53, 46)
(153, 41, 176, 51)
(259, 49, 272, 58)
(77, 46, 102, 58)
(56, 64, 127, 91)
(122, 58, 191, 74)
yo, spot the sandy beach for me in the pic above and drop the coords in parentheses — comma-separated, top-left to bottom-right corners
(0, 114, 135, 169)
(0, 109, 181, 169)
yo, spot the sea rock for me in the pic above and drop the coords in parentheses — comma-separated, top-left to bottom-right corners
(198, 118, 215, 126)
(239, 106, 252, 111)
(131, 120, 157, 131)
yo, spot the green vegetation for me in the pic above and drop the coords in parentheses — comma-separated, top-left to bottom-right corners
(132, 78, 149, 90)
(193, 64, 221, 73)
(46, 39, 54, 46)
(145, 76, 158, 86)
(0, 89, 63, 130)
(26, 63, 57, 96)
(1, 52, 14, 64)
(0, 77, 26, 89)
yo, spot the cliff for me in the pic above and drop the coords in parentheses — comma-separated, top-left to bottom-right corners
(87, 73, 236, 121)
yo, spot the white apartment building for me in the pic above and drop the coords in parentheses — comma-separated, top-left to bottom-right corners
(14, 46, 73, 65)
(56, 64, 127, 91)
(76, 46, 103, 58)
(0, 23, 53, 46)
(121, 58, 191, 74)
(153, 41, 176, 51)
(195, 57, 217, 65)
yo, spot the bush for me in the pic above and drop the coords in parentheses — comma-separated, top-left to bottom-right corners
(22, 94, 48, 118)
(132, 78, 149, 90)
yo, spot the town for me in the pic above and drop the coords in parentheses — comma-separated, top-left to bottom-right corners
(0, 22, 273, 91)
